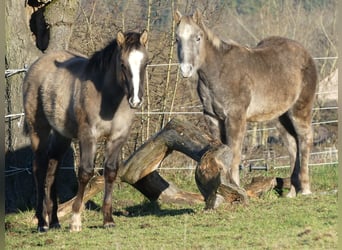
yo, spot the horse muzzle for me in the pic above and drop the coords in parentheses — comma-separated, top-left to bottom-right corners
(180, 63, 194, 78)
(129, 96, 143, 109)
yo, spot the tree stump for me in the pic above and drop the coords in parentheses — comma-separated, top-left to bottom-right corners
(195, 146, 248, 209)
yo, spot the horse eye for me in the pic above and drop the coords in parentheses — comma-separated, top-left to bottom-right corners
(196, 36, 201, 42)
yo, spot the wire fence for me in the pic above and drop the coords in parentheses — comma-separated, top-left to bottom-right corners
(5, 57, 338, 177)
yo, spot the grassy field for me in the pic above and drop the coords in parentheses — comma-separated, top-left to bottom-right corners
(5, 164, 338, 250)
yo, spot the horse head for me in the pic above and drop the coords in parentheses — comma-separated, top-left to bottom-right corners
(174, 9, 207, 78)
(117, 30, 148, 109)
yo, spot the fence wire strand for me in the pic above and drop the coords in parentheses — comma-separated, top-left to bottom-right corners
(5, 58, 338, 175)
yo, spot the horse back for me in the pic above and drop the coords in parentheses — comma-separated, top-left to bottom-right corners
(253, 36, 317, 96)
(218, 37, 317, 121)
(249, 37, 317, 120)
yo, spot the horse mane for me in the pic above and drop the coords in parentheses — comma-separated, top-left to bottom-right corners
(86, 40, 119, 73)
(86, 32, 143, 73)
(197, 18, 238, 51)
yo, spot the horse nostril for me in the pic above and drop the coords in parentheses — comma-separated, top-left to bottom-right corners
(129, 97, 143, 109)
(180, 63, 193, 77)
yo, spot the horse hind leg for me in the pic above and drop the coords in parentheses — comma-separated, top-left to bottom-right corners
(278, 110, 313, 197)
(45, 131, 72, 229)
(277, 114, 298, 197)
(28, 124, 51, 232)
(291, 102, 314, 195)
(293, 55, 317, 195)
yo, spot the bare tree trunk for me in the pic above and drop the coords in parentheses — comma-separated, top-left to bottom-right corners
(44, 0, 79, 51)
(5, 1, 42, 151)
(5, 0, 79, 152)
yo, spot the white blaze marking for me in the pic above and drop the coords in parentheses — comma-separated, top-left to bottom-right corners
(180, 24, 193, 40)
(178, 24, 195, 77)
(128, 50, 144, 105)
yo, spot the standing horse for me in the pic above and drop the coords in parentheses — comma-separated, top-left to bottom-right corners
(174, 10, 317, 197)
(23, 30, 148, 232)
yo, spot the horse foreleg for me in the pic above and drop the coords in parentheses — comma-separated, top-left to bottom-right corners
(204, 113, 225, 143)
(102, 139, 125, 228)
(70, 138, 96, 232)
(224, 115, 247, 187)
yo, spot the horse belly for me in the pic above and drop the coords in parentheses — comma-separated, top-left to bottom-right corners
(246, 97, 295, 122)
(246, 107, 283, 122)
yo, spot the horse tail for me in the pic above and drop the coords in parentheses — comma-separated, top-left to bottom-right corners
(301, 50, 318, 91)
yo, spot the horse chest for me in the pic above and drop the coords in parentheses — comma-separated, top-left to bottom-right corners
(90, 104, 135, 140)
(197, 79, 227, 120)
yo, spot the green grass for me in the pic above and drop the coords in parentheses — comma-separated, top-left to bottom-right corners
(5, 165, 338, 250)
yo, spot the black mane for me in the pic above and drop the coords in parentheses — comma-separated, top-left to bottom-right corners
(86, 32, 143, 73)
(86, 39, 119, 73)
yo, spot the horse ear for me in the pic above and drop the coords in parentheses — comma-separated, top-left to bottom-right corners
(140, 30, 148, 46)
(117, 31, 125, 47)
(174, 10, 182, 24)
(192, 9, 202, 24)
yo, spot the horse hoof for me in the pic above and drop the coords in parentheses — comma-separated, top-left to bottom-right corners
(286, 191, 296, 198)
(49, 223, 61, 230)
(37, 226, 49, 233)
(301, 190, 312, 195)
(70, 224, 82, 232)
(103, 222, 116, 228)
(286, 186, 297, 198)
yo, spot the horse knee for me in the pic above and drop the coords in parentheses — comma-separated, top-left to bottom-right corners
(77, 168, 94, 184)
(104, 166, 118, 183)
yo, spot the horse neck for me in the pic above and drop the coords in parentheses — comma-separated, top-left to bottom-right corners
(100, 55, 126, 106)
(102, 52, 125, 91)
(99, 72, 126, 120)
(198, 42, 222, 82)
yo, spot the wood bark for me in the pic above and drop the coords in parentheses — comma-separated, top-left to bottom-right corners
(195, 146, 248, 209)
(57, 118, 292, 217)
(44, 0, 79, 52)
(5, 0, 42, 150)
(5, 0, 79, 151)
(57, 118, 249, 216)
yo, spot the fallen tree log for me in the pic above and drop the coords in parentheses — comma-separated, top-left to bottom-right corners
(58, 175, 104, 219)
(57, 118, 289, 217)
(120, 118, 249, 209)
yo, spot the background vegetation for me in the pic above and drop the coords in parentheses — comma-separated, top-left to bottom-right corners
(6, 0, 338, 154)
(69, 0, 338, 168)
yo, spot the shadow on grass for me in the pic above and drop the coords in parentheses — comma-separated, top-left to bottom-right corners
(120, 201, 195, 217)
(85, 200, 195, 218)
